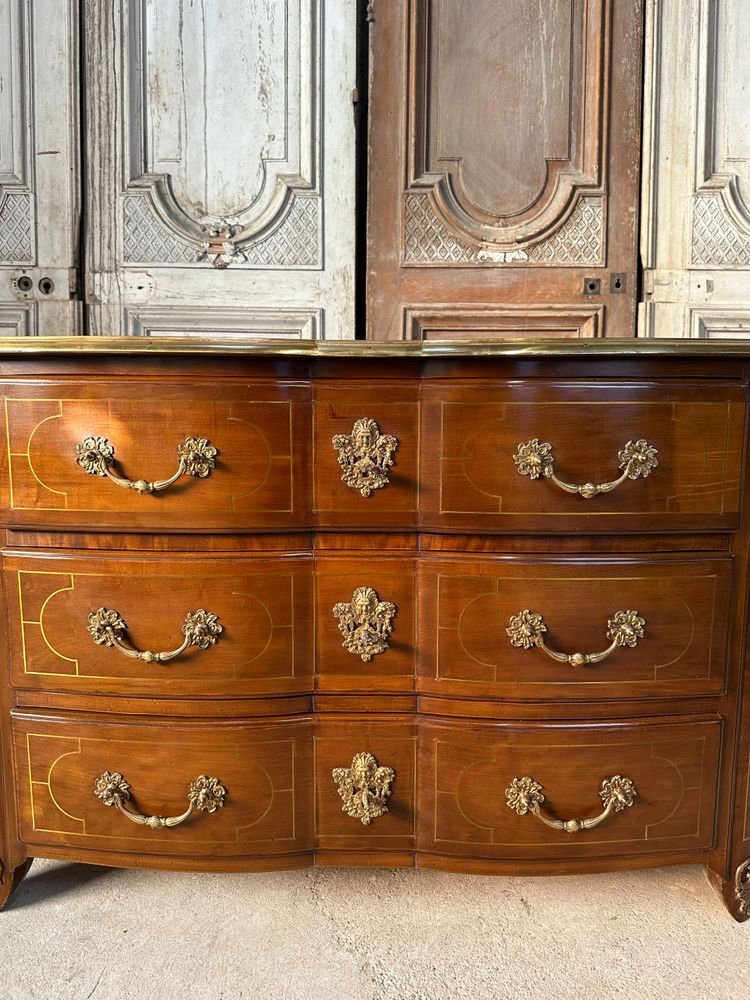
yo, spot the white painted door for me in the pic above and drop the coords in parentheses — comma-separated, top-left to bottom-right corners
(641, 0, 750, 339)
(84, 0, 356, 339)
(0, 0, 80, 336)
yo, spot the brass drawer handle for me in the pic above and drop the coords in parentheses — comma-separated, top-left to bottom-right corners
(332, 418, 399, 497)
(94, 771, 226, 829)
(513, 438, 658, 499)
(87, 607, 222, 664)
(506, 609, 645, 667)
(332, 752, 395, 826)
(506, 775, 637, 833)
(75, 435, 217, 495)
(332, 587, 396, 661)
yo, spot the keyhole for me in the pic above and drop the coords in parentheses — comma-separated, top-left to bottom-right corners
(38, 277, 54, 295)
(16, 275, 33, 292)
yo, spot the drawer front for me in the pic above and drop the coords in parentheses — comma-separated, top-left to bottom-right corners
(315, 555, 417, 694)
(12, 713, 313, 858)
(418, 556, 733, 702)
(315, 720, 416, 851)
(0, 380, 311, 531)
(420, 719, 722, 860)
(5, 552, 313, 700)
(421, 381, 746, 532)
(313, 382, 419, 528)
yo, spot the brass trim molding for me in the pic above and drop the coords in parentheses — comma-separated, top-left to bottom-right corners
(506, 609, 646, 668)
(506, 775, 637, 833)
(76, 435, 217, 495)
(87, 607, 222, 664)
(94, 772, 227, 829)
(332, 752, 395, 826)
(4, 336, 750, 357)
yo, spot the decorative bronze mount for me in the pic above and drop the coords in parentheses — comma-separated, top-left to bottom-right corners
(514, 438, 658, 499)
(332, 587, 396, 662)
(87, 608, 222, 664)
(332, 752, 396, 826)
(332, 417, 399, 497)
(94, 772, 226, 829)
(506, 775, 637, 833)
(75, 435, 217, 495)
(736, 859, 750, 918)
(506, 609, 646, 668)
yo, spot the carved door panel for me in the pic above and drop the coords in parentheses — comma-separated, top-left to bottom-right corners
(366, 0, 644, 341)
(641, 0, 750, 339)
(84, 0, 356, 339)
(0, 0, 80, 336)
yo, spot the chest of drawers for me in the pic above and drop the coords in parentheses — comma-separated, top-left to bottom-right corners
(1, 338, 749, 921)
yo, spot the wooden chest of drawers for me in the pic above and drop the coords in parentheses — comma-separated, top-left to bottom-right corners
(1, 339, 749, 921)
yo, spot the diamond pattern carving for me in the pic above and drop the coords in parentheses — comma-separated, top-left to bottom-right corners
(0, 193, 33, 263)
(693, 195, 750, 267)
(122, 197, 196, 264)
(122, 194, 320, 268)
(403, 193, 603, 266)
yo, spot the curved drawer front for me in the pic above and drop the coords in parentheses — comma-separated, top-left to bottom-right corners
(0, 380, 311, 531)
(420, 719, 722, 860)
(421, 380, 746, 532)
(11, 713, 313, 858)
(5, 553, 313, 699)
(418, 556, 732, 702)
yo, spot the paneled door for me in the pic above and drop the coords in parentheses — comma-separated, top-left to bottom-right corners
(83, 0, 356, 339)
(366, 1, 644, 341)
(641, 0, 750, 339)
(0, 0, 80, 336)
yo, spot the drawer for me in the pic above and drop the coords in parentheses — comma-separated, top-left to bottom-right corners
(0, 380, 311, 531)
(418, 556, 733, 702)
(313, 382, 419, 528)
(420, 718, 722, 860)
(315, 719, 416, 851)
(315, 555, 417, 693)
(11, 713, 313, 858)
(421, 380, 746, 532)
(5, 552, 313, 700)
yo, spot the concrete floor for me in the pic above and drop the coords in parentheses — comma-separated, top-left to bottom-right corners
(0, 860, 747, 1000)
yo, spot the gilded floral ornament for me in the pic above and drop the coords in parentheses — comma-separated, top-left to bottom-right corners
(506, 610, 546, 650)
(332, 587, 396, 662)
(618, 439, 659, 480)
(332, 752, 395, 825)
(94, 771, 131, 808)
(182, 610, 223, 650)
(76, 435, 115, 476)
(735, 859, 750, 918)
(187, 775, 227, 814)
(505, 776, 545, 815)
(606, 610, 646, 649)
(513, 438, 553, 480)
(177, 437, 218, 478)
(332, 418, 399, 497)
(599, 775, 638, 812)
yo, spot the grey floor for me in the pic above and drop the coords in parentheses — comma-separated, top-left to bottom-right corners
(0, 860, 747, 1000)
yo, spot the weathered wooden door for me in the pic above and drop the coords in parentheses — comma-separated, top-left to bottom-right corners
(366, 1, 644, 341)
(0, 0, 80, 336)
(641, 0, 750, 339)
(84, 0, 357, 339)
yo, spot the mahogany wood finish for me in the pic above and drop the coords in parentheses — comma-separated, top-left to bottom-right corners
(0, 340, 749, 922)
(366, 1, 644, 340)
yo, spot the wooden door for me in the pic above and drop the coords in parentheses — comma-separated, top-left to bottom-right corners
(366, 1, 644, 341)
(83, 0, 356, 339)
(0, 0, 80, 336)
(641, 0, 750, 339)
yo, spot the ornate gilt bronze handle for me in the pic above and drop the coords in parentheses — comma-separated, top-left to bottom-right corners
(513, 438, 658, 499)
(506, 775, 637, 833)
(332, 417, 399, 497)
(87, 607, 222, 664)
(94, 771, 226, 829)
(332, 587, 396, 662)
(506, 609, 645, 667)
(75, 435, 217, 495)
(332, 752, 396, 825)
